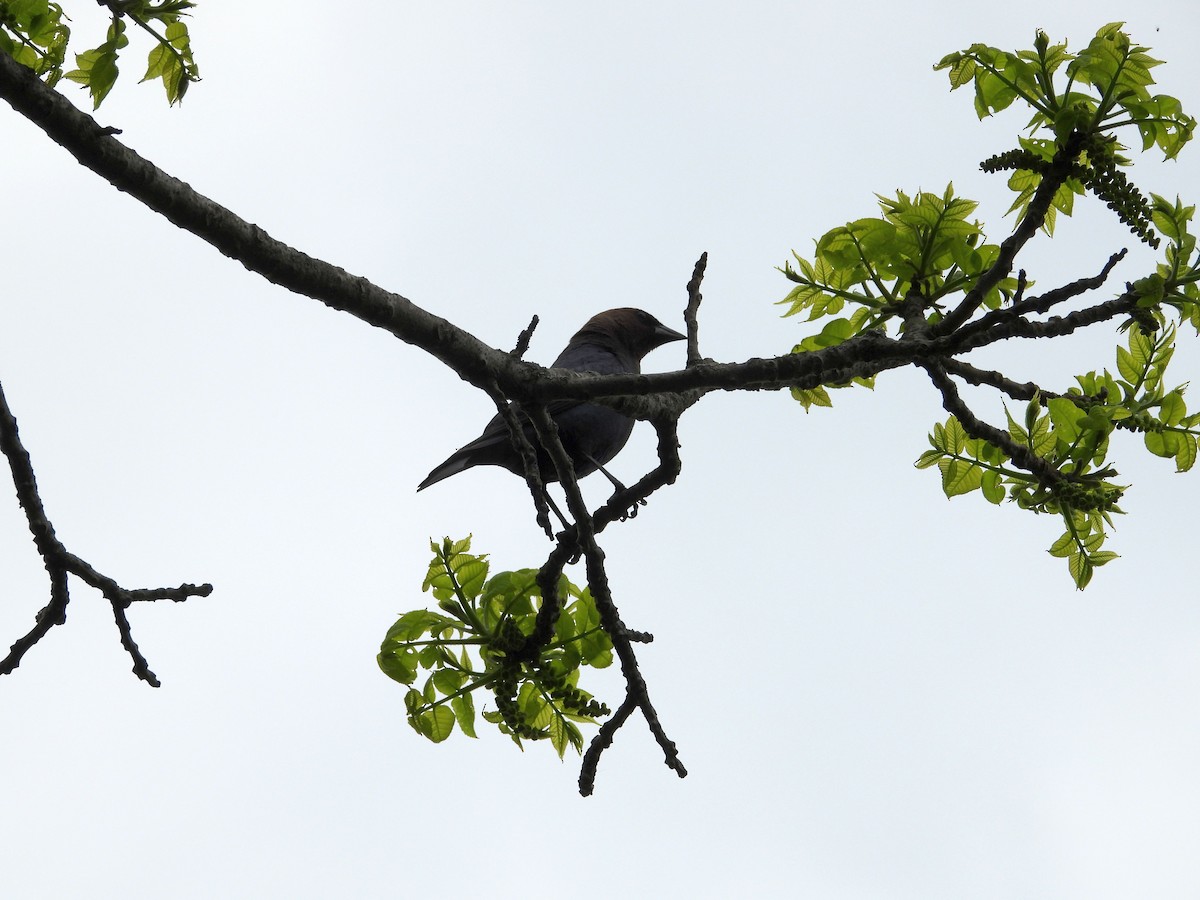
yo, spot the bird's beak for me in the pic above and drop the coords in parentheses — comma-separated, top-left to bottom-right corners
(655, 323, 687, 346)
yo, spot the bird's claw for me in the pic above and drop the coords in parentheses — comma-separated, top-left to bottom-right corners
(617, 497, 648, 522)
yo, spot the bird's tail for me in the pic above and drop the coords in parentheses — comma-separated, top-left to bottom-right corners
(416, 454, 473, 492)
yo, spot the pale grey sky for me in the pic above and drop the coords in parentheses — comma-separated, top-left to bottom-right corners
(3, 2, 1200, 898)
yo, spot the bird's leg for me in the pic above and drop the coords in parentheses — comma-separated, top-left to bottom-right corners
(542, 490, 572, 532)
(587, 457, 626, 492)
(583, 454, 647, 521)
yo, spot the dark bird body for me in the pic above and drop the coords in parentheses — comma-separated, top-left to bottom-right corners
(417, 308, 685, 492)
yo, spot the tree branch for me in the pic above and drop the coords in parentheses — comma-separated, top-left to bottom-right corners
(949, 289, 1137, 354)
(0, 51, 1073, 410)
(0, 378, 212, 683)
(918, 361, 1065, 486)
(577, 542, 687, 796)
(932, 131, 1088, 336)
(684, 252, 707, 366)
(939, 359, 1068, 403)
(1009, 249, 1128, 317)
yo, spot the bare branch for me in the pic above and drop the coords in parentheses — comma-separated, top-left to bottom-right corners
(684, 252, 707, 366)
(0, 378, 212, 683)
(940, 359, 1063, 403)
(1009, 250, 1128, 317)
(577, 544, 687, 796)
(0, 52, 1081, 412)
(592, 417, 682, 533)
(510, 315, 539, 359)
(0, 50, 509, 390)
(950, 290, 1136, 353)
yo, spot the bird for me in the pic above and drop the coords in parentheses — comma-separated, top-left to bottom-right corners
(417, 308, 686, 494)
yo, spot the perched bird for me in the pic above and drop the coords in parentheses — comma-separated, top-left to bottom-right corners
(417, 308, 685, 493)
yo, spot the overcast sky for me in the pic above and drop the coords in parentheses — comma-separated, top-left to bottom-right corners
(4, 2, 1200, 898)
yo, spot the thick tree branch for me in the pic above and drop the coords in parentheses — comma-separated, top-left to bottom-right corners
(0, 49, 507, 389)
(0, 51, 1111, 413)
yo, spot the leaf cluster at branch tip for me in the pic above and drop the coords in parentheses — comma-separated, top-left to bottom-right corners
(378, 536, 613, 757)
(777, 24, 1199, 587)
(1, 0, 198, 107)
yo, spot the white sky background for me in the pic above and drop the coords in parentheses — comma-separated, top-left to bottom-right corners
(3, 2, 1200, 897)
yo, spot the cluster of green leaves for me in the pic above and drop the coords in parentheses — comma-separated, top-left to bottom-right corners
(1147, 194, 1200, 329)
(938, 23, 1194, 243)
(0, 0, 70, 84)
(378, 537, 613, 757)
(779, 26, 1199, 586)
(780, 186, 1018, 324)
(1, 0, 198, 107)
(780, 25, 1196, 374)
(916, 323, 1200, 587)
(780, 184, 1020, 408)
(938, 24, 1193, 159)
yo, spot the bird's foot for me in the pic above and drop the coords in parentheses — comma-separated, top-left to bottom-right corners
(617, 496, 648, 522)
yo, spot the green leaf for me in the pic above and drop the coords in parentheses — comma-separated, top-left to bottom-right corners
(914, 449, 943, 470)
(413, 706, 456, 743)
(1047, 397, 1084, 443)
(1004, 406, 1028, 445)
(939, 458, 983, 497)
(1048, 531, 1075, 558)
(1115, 345, 1140, 384)
(1159, 391, 1186, 426)
(450, 692, 477, 739)
(944, 417, 968, 453)
(980, 470, 1006, 504)
(377, 647, 419, 685)
(790, 385, 832, 412)
(549, 713, 569, 758)
(1068, 552, 1094, 590)
(432, 668, 465, 696)
(1028, 410, 1055, 457)
(934, 51, 977, 90)
(1144, 430, 1179, 458)
(382, 609, 456, 642)
(1176, 433, 1198, 472)
(454, 559, 489, 599)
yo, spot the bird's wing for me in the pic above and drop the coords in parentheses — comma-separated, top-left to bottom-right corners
(416, 398, 586, 491)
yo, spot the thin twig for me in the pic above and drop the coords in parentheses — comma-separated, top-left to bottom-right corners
(510, 315, 539, 359)
(685, 252, 707, 367)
